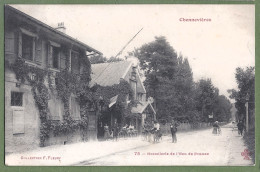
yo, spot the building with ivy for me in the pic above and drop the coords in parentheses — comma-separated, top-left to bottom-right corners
(4, 5, 102, 153)
(90, 61, 156, 140)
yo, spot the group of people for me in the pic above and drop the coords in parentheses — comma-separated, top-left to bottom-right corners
(103, 121, 138, 141)
(142, 120, 179, 143)
(121, 124, 137, 137)
(142, 120, 161, 142)
(103, 119, 245, 143)
(103, 121, 119, 141)
(212, 120, 245, 136)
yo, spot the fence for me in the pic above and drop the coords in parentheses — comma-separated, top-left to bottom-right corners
(160, 122, 211, 135)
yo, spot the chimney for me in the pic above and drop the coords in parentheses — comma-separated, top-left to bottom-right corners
(56, 22, 66, 33)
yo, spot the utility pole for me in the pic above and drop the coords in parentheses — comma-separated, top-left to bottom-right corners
(245, 93, 250, 132)
(114, 28, 143, 58)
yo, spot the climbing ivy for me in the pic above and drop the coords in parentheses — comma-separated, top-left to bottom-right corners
(10, 58, 90, 146)
(10, 57, 137, 145)
(90, 79, 139, 126)
(11, 58, 51, 146)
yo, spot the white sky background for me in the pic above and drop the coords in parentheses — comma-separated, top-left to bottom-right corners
(11, 5, 255, 102)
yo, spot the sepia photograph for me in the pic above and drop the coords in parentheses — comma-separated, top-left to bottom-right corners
(4, 4, 255, 166)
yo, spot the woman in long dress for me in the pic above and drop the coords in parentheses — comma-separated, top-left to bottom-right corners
(104, 124, 110, 140)
(212, 121, 220, 135)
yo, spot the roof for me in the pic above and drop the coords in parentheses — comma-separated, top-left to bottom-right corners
(131, 101, 156, 114)
(5, 5, 102, 55)
(90, 61, 132, 87)
(136, 70, 146, 94)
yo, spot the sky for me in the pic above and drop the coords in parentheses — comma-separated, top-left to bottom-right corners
(10, 5, 255, 101)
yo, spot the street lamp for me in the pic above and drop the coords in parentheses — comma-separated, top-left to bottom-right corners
(245, 93, 250, 132)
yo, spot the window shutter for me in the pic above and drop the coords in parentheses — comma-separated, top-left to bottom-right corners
(60, 55, 66, 70)
(17, 32, 22, 58)
(71, 97, 80, 120)
(48, 44, 53, 68)
(13, 109, 25, 134)
(5, 32, 15, 54)
(35, 38, 42, 64)
(32, 38, 36, 62)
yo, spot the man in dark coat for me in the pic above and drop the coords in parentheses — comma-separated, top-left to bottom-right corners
(237, 121, 245, 136)
(170, 120, 178, 143)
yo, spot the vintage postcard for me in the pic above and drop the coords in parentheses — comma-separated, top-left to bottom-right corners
(4, 4, 255, 166)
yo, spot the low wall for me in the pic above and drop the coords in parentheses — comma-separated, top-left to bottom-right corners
(45, 129, 82, 146)
(160, 122, 212, 135)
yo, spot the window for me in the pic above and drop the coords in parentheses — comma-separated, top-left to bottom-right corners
(18, 28, 38, 62)
(130, 81, 137, 100)
(52, 46, 60, 69)
(137, 93, 143, 101)
(48, 41, 60, 69)
(22, 34, 34, 61)
(11, 92, 23, 106)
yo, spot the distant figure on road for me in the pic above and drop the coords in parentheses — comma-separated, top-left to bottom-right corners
(237, 120, 245, 136)
(170, 120, 178, 143)
(212, 121, 221, 135)
(104, 124, 110, 140)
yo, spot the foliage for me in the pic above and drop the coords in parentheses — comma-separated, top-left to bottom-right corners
(11, 58, 51, 146)
(243, 127, 255, 163)
(107, 56, 124, 63)
(89, 55, 124, 64)
(213, 95, 232, 122)
(52, 116, 80, 136)
(133, 36, 178, 119)
(51, 57, 91, 136)
(87, 79, 136, 125)
(133, 36, 232, 123)
(228, 66, 255, 124)
(89, 55, 107, 64)
(10, 56, 92, 146)
(194, 79, 218, 121)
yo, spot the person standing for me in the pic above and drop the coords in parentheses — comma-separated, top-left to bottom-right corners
(237, 120, 245, 136)
(212, 121, 221, 135)
(113, 121, 119, 141)
(154, 120, 160, 131)
(103, 124, 110, 141)
(170, 120, 178, 143)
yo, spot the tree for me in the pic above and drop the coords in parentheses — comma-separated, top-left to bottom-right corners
(133, 36, 179, 120)
(213, 95, 232, 122)
(174, 54, 195, 119)
(89, 55, 124, 64)
(228, 66, 255, 125)
(193, 79, 219, 122)
(133, 36, 231, 124)
(89, 55, 107, 64)
(107, 56, 124, 63)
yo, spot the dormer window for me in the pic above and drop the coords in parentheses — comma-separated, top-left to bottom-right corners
(131, 66, 137, 81)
